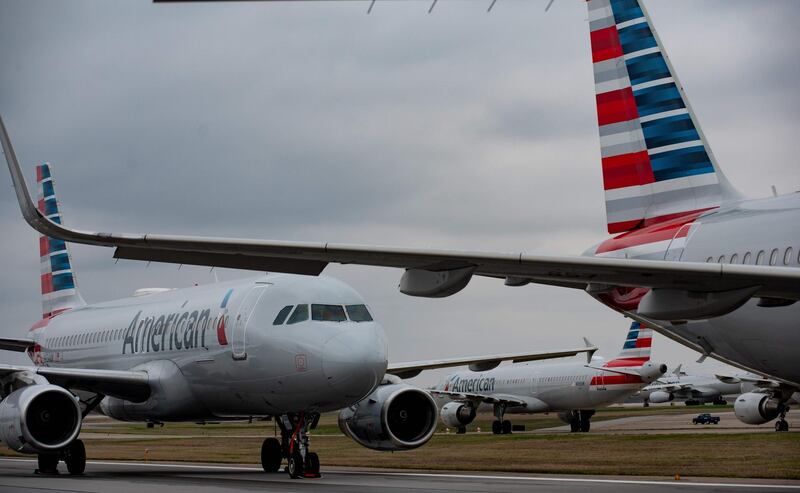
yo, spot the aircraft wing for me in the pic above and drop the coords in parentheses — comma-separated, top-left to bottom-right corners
(429, 389, 527, 407)
(0, 364, 151, 402)
(644, 382, 688, 392)
(386, 345, 598, 379)
(3, 116, 800, 300)
(0, 337, 35, 352)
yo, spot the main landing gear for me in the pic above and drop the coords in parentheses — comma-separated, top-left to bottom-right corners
(260, 412, 321, 479)
(491, 403, 513, 435)
(775, 409, 790, 432)
(567, 410, 595, 433)
(36, 439, 86, 476)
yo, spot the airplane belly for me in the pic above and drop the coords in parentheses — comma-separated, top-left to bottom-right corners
(664, 300, 800, 385)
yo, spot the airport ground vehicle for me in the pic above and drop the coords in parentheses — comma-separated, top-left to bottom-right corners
(692, 414, 720, 425)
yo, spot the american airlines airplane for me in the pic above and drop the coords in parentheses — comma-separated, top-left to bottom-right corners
(638, 365, 741, 407)
(433, 323, 665, 434)
(1, 0, 797, 431)
(0, 163, 597, 478)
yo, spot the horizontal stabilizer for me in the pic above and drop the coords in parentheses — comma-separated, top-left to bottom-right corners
(0, 337, 35, 352)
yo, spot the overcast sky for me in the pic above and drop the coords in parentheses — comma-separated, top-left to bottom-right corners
(0, 0, 798, 385)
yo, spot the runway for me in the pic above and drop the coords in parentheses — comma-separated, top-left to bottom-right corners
(1, 458, 798, 493)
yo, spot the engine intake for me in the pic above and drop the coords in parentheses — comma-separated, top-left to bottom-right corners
(338, 383, 437, 451)
(0, 384, 81, 453)
(734, 392, 783, 425)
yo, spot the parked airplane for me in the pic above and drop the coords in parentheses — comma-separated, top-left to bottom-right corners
(432, 322, 666, 434)
(638, 365, 740, 406)
(0, 164, 597, 477)
(1, 1, 797, 430)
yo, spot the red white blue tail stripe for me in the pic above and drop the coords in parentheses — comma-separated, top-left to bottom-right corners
(588, 0, 732, 234)
(36, 163, 85, 319)
(605, 321, 652, 368)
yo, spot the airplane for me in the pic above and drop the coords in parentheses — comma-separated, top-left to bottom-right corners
(1, 0, 798, 431)
(0, 163, 598, 478)
(432, 322, 666, 434)
(637, 364, 741, 407)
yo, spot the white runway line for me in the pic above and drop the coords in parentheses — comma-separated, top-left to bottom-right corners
(1, 457, 799, 490)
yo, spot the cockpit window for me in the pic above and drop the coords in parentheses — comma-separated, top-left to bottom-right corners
(287, 304, 309, 324)
(345, 304, 373, 322)
(311, 304, 347, 322)
(273, 305, 293, 325)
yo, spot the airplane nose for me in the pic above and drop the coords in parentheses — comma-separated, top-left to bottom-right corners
(323, 326, 387, 400)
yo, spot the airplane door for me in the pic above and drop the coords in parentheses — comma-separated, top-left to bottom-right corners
(664, 223, 695, 261)
(231, 286, 267, 361)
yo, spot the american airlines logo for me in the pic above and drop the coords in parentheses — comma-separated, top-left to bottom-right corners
(445, 375, 495, 393)
(122, 308, 214, 354)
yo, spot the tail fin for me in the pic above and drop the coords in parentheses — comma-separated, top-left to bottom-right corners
(587, 0, 741, 234)
(36, 163, 85, 318)
(604, 321, 652, 367)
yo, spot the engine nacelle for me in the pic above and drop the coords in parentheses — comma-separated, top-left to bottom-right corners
(649, 391, 674, 404)
(439, 402, 476, 428)
(338, 383, 437, 451)
(734, 392, 783, 425)
(0, 384, 81, 454)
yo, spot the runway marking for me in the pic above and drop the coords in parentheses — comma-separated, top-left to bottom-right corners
(1, 458, 799, 490)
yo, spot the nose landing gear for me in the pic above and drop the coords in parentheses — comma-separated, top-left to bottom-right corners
(260, 412, 321, 478)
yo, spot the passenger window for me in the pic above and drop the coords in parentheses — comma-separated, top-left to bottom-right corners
(346, 304, 373, 322)
(743, 252, 752, 264)
(730, 253, 738, 264)
(769, 248, 779, 266)
(273, 305, 293, 325)
(756, 250, 765, 265)
(287, 304, 309, 324)
(312, 304, 347, 322)
(784, 247, 793, 266)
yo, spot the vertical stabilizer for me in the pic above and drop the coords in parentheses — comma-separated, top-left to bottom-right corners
(587, 0, 741, 234)
(36, 163, 86, 318)
(604, 321, 652, 367)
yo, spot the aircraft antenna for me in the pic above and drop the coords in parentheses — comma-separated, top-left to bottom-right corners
(544, 0, 555, 12)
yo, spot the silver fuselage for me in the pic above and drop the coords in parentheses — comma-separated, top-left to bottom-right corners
(432, 357, 660, 413)
(589, 193, 800, 386)
(28, 274, 388, 420)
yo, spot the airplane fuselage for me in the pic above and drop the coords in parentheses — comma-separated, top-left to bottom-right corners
(433, 358, 659, 413)
(590, 193, 800, 386)
(27, 274, 389, 420)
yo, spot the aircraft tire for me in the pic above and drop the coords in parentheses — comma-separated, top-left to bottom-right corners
(37, 453, 59, 474)
(580, 420, 590, 432)
(287, 450, 304, 479)
(491, 420, 502, 435)
(64, 439, 86, 475)
(260, 438, 282, 473)
(776, 420, 789, 432)
(569, 420, 579, 432)
(502, 420, 512, 434)
(305, 452, 321, 477)
(456, 426, 466, 434)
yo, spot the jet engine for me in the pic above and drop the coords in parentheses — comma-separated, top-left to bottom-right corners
(648, 391, 674, 404)
(734, 392, 782, 425)
(0, 384, 81, 454)
(439, 401, 476, 428)
(338, 383, 437, 451)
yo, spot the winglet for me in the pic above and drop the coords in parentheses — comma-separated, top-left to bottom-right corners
(0, 115, 42, 228)
(0, 115, 113, 247)
(672, 364, 683, 377)
(583, 337, 597, 364)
